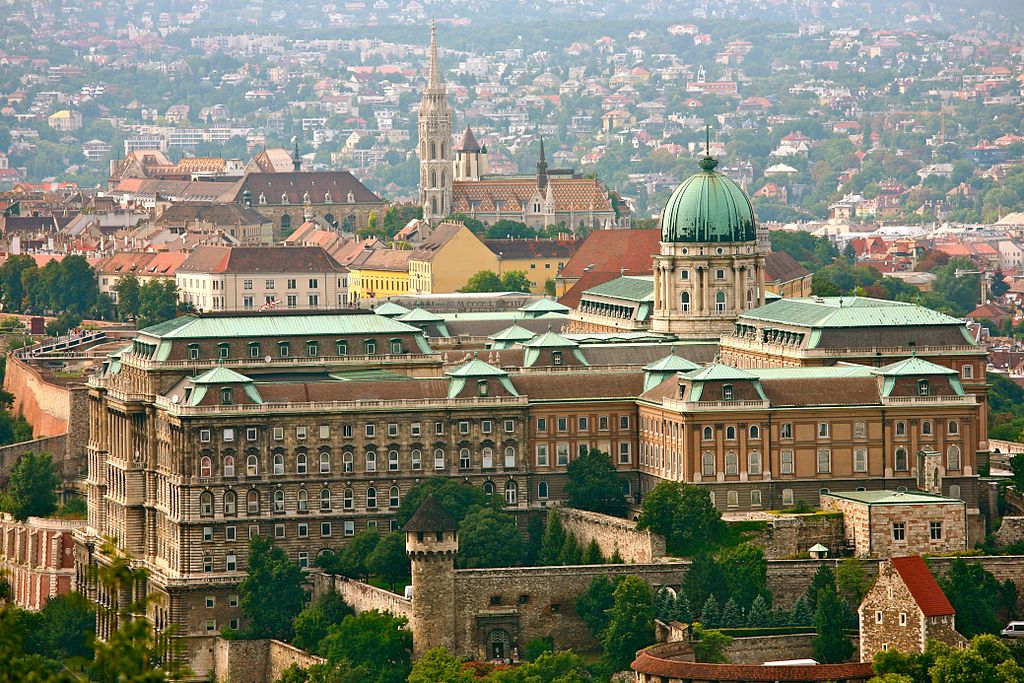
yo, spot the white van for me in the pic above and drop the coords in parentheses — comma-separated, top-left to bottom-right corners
(1001, 621, 1024, 638)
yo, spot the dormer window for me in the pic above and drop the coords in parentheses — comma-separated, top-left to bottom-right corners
(918, 379, 930, 396)
(218, 343, 230, 359)
(249, 342, 261, 358)
(278, 341, 290, 358)
(220, 388, 234, 405)
(722, 384, 734, 401)
(365, 339, 377, 355)
(281, 193, 289, 204)
(552, 351, 563, 366)
(307, 341, 318, 357)
(478, 380, 489, 397)
(188, 344, 200, 360)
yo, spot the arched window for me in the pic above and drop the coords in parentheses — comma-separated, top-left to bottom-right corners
(460, 448, 471, 469)
(224, 490, 236, 515)
(246, 455, 258, 476)
(323, 212, 336, 228)
(365, 451, 376, 472)
(504, 481, 517, 505)
(505, 446, 516, 468)
(681, 291, 690, 312)
(273, 490, 285, 513)
(388, 450, 399, 471)
(280, 214, 291, 231)
(538, 481, 549, 499)
(748, 451, 762, 475)
(246, 490, 259, 514)
(434, 448, 445, 469)
(481, 447, 493, 468)
(273, 453, 284, 475)
(725, 451, 738, 475)
(223, 455, 235, 477)
(389, 486, 400, 508)
(895, 421, 907, 437)
(429, 142, 436, 160)
(947, 445, 961, 470)
(366, 486, 377, 508)
(726, 426, 736, 440)
(296, 452, 307, 475)
(342, 451, 353, 473)
(429, 169, 437, 187)
(702, 426, 713, 441)
(199, 456, 212, 478)
(297, 489, 308, 512)
(749, 425, 760, 440)
(922, 420, 933, 436)
(948, 420, 959, 435)
(343, 214, 355, 231)
(411, 449, 422, 470)
(319, 452, 330, 474)
(702, 451, 716, 477)
(200, 491, 213, 516)
(895, 447, 908, 471)
(483, 481, 495, 498)
(319, 488, 331, 511)
(715, 290, 726, 312)
(343, 488, 353, 510)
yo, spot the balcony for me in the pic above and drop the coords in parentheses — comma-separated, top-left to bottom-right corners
(125, 352, 440, 371)
(155, 394, 529, 416)
(880, 394, 976, 406)
(661, 398, 770, 412)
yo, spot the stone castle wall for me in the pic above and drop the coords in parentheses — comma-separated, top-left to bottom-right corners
(756, 513, 847, 560)
(184, 636, 325, 683)
(314, 572, 413, 620)
(5, 354, 71, 437)
(725, 633, 816, 665)
(995, 517, 1024, 546)
(557, 507, 666, 563)
(0, 435, 68, 485)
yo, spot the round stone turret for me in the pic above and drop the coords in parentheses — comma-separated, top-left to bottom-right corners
(405, 494, 458, 656)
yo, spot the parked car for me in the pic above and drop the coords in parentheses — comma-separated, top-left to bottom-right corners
(1001, 622, 1024, 638)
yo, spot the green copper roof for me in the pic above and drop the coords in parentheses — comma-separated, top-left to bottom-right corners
(191, 367, 256, 384)
(446, 356, 509, 377)
(519, 298, 570, 314)
(490, 324, 536, 342)
(823, 490, 964, 506)
(523, 326, 579, 348)
(644, 349, 700, 373)
(871, 357, 959, 377)
(683, 363, 759, 382)
(373, 301, 410, 316)
(741, 297, 967, 331)
(138, 313, 423, 339)
(397, 307, 445, 323)
(582, 275, 654, 302)
(661, 156, 757, 243)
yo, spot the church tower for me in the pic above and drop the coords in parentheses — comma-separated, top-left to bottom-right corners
(405, 494, 458, 657)
(650, 151, 766, 339)
(419, 22, 452, 226)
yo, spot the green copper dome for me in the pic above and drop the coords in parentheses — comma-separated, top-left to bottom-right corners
(661, 156, 756, 243)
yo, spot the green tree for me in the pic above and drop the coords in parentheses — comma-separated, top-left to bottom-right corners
(396, 477, 486, 526)
(991, 271, 1011, 298)
(460, 270, 503, 292)
(583, 539, 604, 564)
(407, 648, 475, 683)
(366, 532, 410, 590)
(836, 558, 872, 607)
(637, 482, 725, 556)
(113, 273, 141, 320)
(36, 592, 95, 662)
(565, 448, 627, 516)
(721, 597, 743, 627)
(499, 270, 531, 293)
(544, 279, 556, 297)
(0, 452, 60, 520)
(812, 588, 854, 664)
(320, 529, 380, 580)
(320, 610, 412, 683)
(747, 594, 771, 627)
(806, 563, 836, 613)
(938, 558, 1003, 637)
(576, 575, 619, 638)
(137, 279, 178, 328)
(538, 512, 566, 565)
(292, 590, 353, 655)
(491, 650, 591, 683)
(691, 624, 732, 663)
(240, 536, 306, 640)
(718, 543, 768, 609)
(456, 507, 524, 569)
(602, 575, 655, 672)
(700, 595, 721, 628)
(0, 255, 36, 312)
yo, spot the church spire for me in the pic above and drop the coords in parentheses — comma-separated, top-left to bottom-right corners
(427, 20, 443, 92)
(536, 136, 549, 191)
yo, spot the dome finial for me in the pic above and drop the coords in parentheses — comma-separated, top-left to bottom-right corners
(699, 121, 717, 171)
(699, 155, 718, 172)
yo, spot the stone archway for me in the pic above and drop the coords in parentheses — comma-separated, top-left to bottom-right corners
(488, 628, 512, 660)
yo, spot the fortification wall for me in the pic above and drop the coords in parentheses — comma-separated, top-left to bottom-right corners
(726, 633, 816, 665)
(187, 636, 324, 683)
(996, 518, 1024, 546)
(756, 514, 847, 560)
(4, 354, 70, 437)
(557, 507, 666, 563)
(0, 435, 67, 485)
(315, 573, 413, 620)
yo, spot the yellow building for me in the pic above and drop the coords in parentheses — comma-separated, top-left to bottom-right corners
(408, 221, 498, 294)
(483, 238, 580, 293)
(347, 249, 412, 302)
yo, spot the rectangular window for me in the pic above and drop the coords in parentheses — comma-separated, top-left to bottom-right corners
(229, 595, 239, 608)
(599, 416, 609, 431)
(243, 296, 253, 309)
(458, 421, 469, 435)
(287, 279, 296, 289)
(818, 422, 829, 438)
(892, 522, 906, 541)
(537, 418, 547, 432)
(200, 429, 211, 443)
(388, 423, 399, 437)
(273, 427, 284, 440)
(308, 294, 319, 307)
(365, 424, 376, 438)
(434, 421, 445, 435)
(223, 428, 234, 442)
(248, 525, 259, 538)
(536, 444, 549, 466)
(319, 425, 330, 439)
(247, 427, 258, 442)
(620, 415, 630, 429)
(321, 522, 332, 537)
(206, 620, 217, 632)
(203, 556, 213, 572)
(930, 521, 943, 540)
(481, 420, 492, 434)
(225, 526, 236, 541)
(854, 448, 868, 473)
(505, 420, 515, 433)
(298, 552, 308, 569)
(557, 418, 568, 432)
(296, 426, 307, 439)
(243, 279, 253, 290)
(854, 421, 866, 438)
(411, 422, 421, 437)
(275, 524, 285, 539)
(578, 417, 589, 431)
(900, 612, 907, 626)
(816, 448, 831, 474)
(298, 523, 308, 538)
(556, 443, 570, 466)
(780, 450, 794, 474)
(266, 280, 275, 290)
(344, 521, 354, 536)
(618, 442, 631, 464)
(308, 278, 319, 289)
(203, 526, 213, 542)
(342, 424, 353, 438)
(226, 554, 237, 571)
(780, 423, 793, 439)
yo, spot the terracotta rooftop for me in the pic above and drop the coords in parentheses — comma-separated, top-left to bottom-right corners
(633, 648, 873, 682)
(890, 555, 956, 617)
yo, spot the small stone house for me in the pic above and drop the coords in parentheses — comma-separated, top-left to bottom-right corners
(858, 555, 967, 662)
(821, 490, 967, 558)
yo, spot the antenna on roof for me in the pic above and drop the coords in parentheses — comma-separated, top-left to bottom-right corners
(705, 121, 711, 157)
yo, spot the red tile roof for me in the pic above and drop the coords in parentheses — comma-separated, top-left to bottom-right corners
(890, 555, 955, 617)
(558, 228, 661, 281)
(632, 650, 873, 682)
(451, 177, 612, 213)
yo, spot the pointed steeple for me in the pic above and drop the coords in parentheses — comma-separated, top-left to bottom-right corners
(291, 136, 302, 172)
(536, 136, 549, 191)
(427, 20, 443, 92)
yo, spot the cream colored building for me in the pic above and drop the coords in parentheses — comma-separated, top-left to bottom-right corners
(176, 246, 347, 312)
(409, 221, 499, 294)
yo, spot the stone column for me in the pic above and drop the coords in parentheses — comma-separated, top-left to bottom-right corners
(758, 261, 766, 307)
(733, 264, 742, 312)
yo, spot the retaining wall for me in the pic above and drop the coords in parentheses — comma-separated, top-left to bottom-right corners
(314, 572, 413, 620)
(184, 636, 325, 683)
(557, 507, 666, 563)
(0, 435, 67, 485)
